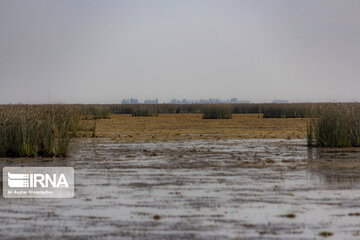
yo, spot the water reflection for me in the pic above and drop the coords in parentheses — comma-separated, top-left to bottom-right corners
(306, 147, 360, 188)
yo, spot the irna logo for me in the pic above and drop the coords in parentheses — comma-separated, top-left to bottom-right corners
(8, 172, 69, 188)
(3, 167, 74, 198)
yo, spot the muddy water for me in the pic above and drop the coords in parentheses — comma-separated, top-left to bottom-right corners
(1, 139, 360, 239)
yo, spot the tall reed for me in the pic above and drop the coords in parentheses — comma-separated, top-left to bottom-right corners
(307, 104, 360, 147)
(0, 105, 79, 157)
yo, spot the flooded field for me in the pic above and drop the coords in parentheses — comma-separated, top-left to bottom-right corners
(1, 138, 360, 239)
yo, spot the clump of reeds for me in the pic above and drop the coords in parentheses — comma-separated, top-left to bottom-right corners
(80, 105, 110, 119)
(307, 104, 360, 147)
(131, 105, 158, 116)
(262, 104, 309, 118)
(202, 105, 232, 119)
(0, 105, 79, 157)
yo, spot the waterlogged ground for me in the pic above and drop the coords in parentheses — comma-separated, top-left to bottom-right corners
(1, 139, 360, 239)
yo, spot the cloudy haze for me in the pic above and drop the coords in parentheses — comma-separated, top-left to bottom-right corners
(0, 0, 360, 103)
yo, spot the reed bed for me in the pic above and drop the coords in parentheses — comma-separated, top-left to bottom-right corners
(131, 105, 158, 116)
(0, 105, 79, 157)
(307, 104, 360, 147)
(202, 105, 232, 119)
(105, 103, 318, 118)
(80, 105, 110, 119)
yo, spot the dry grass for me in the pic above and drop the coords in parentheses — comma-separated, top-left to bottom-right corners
(83, 114, 307, 142)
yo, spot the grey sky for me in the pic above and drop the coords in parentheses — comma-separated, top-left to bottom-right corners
(1, 0, 359, 103)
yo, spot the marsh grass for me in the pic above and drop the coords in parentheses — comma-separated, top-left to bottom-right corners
(107, 103, 317, 118)
(0, 105, 79, 157)
(80, 105, 110, 119)
(307, 104, 360, 147)
(202, 105, 232, 119)
(131, 105, 158, 116)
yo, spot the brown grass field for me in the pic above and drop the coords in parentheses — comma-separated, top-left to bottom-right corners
(82, 114, 308, 142)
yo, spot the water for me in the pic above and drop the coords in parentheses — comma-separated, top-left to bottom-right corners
(1, 139, 360, 239)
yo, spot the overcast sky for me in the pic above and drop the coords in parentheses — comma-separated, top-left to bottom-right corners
(1, 0, 360, 103)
